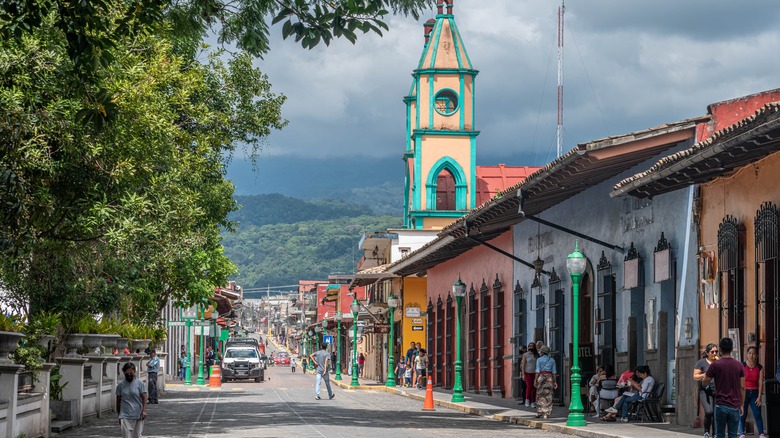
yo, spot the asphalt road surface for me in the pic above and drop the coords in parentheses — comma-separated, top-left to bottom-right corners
(60, 344, 570, 437)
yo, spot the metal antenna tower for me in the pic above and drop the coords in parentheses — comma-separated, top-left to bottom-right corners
(556, 0, 565, 158)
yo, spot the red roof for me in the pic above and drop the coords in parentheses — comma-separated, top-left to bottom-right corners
(475, 164, 541, 205)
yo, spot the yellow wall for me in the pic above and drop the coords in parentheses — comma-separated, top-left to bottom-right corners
(401, 277, 428, 350)
(423, 217, 458, 229)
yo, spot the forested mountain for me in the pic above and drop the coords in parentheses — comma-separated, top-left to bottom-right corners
(222, 194, 402, 288)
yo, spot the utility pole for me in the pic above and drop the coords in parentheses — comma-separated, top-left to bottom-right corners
(267, 285, 271, 339)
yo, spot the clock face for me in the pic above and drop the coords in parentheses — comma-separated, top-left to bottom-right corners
(434, 89, 459, 116)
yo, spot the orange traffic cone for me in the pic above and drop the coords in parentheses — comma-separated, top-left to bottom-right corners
(422, 377, 435, 411)
(209, 365, 222, 387)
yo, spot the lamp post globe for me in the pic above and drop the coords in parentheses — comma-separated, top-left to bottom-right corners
(334, 312, 343, 380)
(350, 296, 360, 386)
(565, 241, 587, 427)
(451, 276, 467, 402)
(385, 295, 398, 387)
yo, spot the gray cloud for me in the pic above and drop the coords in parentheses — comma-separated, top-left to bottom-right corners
(252, 0, 780, 166)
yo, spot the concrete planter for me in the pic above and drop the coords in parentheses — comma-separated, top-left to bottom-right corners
(0, 331, 25, 363)
(64, 334, 86, 357)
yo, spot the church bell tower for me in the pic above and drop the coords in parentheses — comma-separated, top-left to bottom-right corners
(403, 0, 479, 230)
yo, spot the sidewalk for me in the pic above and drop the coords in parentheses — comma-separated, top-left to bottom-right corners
(329, 377, 698, 438)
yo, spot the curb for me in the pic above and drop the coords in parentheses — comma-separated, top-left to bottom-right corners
(329, 377, 631, 438)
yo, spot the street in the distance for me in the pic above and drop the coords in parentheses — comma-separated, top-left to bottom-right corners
(59, 358, 569, 438)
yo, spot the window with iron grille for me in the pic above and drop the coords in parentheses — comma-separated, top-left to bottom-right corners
(548, 269, 564, 405)
(427, 298, 435, 376)
(513, 281, 527, 400)
(596, 251, 616, 369)
(445, 293, 454, 389)
(755, 202, 779, 381)
(436, 295, 444, 387)
(467, 284, 478, 392)
(718, 215, 745, 344)
(492, 275, 504, 396)
(479, 279, 491, 394)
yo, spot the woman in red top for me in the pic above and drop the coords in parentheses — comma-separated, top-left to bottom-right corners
(739, 346, 765, 438)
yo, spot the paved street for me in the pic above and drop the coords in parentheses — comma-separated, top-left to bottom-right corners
(58, 364, 570, 437)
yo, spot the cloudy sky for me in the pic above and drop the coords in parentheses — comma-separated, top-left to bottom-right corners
(249, 0, 780, 168)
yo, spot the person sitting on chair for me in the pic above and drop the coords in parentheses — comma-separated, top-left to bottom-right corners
(602, 365, 655, 422)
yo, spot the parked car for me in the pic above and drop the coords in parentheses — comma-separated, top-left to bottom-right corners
(221, 346, 265, 383)
(274, 351, 290, 366)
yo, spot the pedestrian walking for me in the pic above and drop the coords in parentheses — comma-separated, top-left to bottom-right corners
(395, 358, 407, 386)
(405, 342, 417, 386)
(310, 344, 335, 400)
(358, 352, 365, 377)
(739, 346, 765, 438)
(331, 351, 337, 373)
(703, 337, 745, 438)
(178, 351, 189, 381)
(291, 357, 297, 373)
(694, 343, 719, 438)
(116, 362, 147, 438)
(145, 349, 159, 404)
(415, 349, 429, 389)
(534, 345, 557, 419)
(521, 342, 539, 408)
(205, 346, 215, 376)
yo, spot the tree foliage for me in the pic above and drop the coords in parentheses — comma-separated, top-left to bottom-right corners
(0, 14, 285, 321)
(0, 0, 435, 123)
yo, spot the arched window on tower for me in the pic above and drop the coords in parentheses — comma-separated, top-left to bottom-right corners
(436, 170, 456, 210)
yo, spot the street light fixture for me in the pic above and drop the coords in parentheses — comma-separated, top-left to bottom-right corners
(385, 295, 399, 387)
(334, 312, 343, 381)
(565, 241, 587, 427)
(451, 276, 467, 402)
(350, 296, 360, 387)
(195, 304, 206, 385)
(182, 306, 197, 386)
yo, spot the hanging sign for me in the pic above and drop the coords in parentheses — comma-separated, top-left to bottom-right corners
(405, 307, 421, 318)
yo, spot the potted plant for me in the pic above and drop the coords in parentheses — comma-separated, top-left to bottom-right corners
(0, 314, 25, 363)
(25, 311, 61, 352)
(150, 325, 167, 348)
(96, 318, 121, 353)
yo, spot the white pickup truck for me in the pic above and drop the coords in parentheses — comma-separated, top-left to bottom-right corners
(221, 346, 265, 383)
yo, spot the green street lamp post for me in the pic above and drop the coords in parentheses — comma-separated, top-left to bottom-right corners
(182, 306, 197, 386)
(350, 296, 360, 387)
(385, 295, 398, 387)
(451, 276, 467, 402)
(334, 312, 343, 380)
(196, 306, 206, 385)
(312, 326, 321, 372)
(566, 241, 588, 427)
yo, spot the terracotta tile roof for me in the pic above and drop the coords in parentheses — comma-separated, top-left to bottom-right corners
(613, 102, 780, 198)
(475, 165, 541, 205)
(389, 117, 703, 277)
(349, 263, 397, 288)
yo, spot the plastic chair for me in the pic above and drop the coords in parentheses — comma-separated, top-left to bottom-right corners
(628, 382, 665, 422)
(598, 379, 619, 414)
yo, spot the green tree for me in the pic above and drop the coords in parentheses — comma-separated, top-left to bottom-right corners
(1, 0, 436, 123)
(0, 17, 284, 320)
